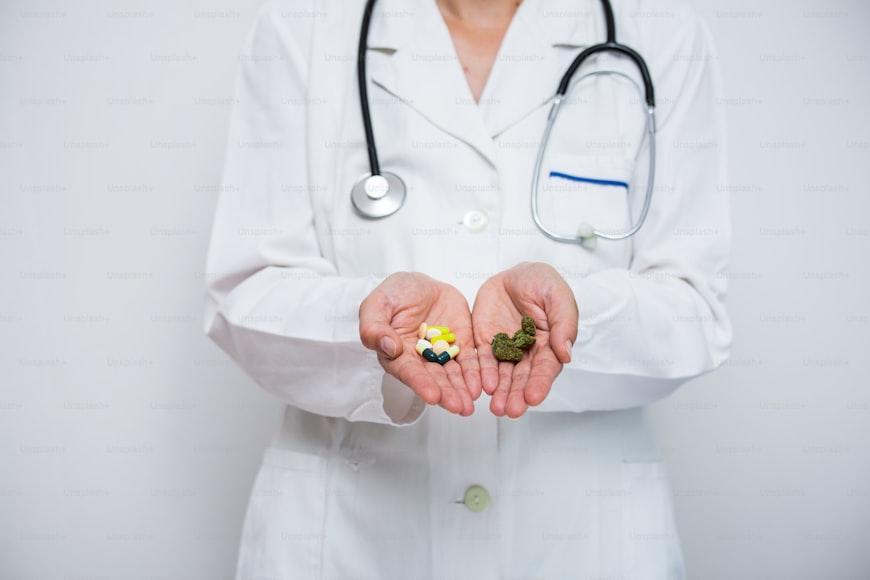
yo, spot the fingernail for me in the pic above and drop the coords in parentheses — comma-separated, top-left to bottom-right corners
(564, 341, 573, 362)
(380, 336, 397, 358)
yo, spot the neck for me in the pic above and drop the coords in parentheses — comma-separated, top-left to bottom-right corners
(436, 0, 520, 23)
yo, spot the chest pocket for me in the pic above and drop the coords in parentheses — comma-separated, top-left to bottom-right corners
(538, 154, 635, 240)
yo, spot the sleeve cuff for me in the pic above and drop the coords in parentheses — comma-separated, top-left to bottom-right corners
(380, 374, 428, 425)
(533, 369, 685, 413)
(338, 275, 427, 427)
(347, 349, 427, 426)
(568, 272, 624, 352)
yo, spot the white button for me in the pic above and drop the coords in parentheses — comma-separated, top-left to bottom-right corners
(462, 210, 488, 233)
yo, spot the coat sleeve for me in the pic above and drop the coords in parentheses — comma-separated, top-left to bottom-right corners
(536, 13, 732, 413)
(203, 2, 425, 426)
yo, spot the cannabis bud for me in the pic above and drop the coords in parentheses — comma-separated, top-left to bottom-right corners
(512, 330, 535, 350)
(491, 333, 523, 363)
(521, 315, 536, 336)
(491, 315, 537, 362)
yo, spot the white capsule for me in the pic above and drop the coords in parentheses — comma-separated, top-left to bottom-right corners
(446, 345, 460, 360)
(426, 327, 442, 340)
(415, 339, 432, 356)
(432, 340, 450, 355)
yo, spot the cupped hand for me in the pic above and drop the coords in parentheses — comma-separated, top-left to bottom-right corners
(472, 262, 579, 418)
(359, 272, 481, 416)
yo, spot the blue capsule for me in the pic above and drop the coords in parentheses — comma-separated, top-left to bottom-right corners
(422, 348, 439, 363)
(436, 351, 451, 365)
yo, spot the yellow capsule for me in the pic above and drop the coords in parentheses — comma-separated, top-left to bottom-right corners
(447, 345, 460, 360)
(429, 332, 456, 344)
(432, 340, 450, 355)
(415, 339, 432, 356)
(418, 323, 428, 340)
(429, 325, 450, 333)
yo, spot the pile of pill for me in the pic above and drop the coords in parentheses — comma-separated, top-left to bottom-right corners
(415, 323, 460, 365)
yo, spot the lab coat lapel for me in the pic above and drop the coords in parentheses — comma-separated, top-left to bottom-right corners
(480, 0, 597, 138)
(366, 0, 497, 166)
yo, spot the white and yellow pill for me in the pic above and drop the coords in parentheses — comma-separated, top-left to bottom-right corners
(415, 339, 432, 356)
(447, 345, 460, 360)
(432, 340, 450, 355)
(417, 323, 428, 340)
(425, 327, 443, 340)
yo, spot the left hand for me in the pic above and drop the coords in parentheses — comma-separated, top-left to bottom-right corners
(472, 262, 579, 418)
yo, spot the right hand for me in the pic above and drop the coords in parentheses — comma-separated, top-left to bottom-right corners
(359, 272, 481, 416)
(471, 262, 578, 418)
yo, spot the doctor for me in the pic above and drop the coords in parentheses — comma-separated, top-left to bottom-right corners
(205, 0, 731, 577)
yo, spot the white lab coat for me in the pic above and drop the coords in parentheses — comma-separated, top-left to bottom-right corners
(204, 0, 731, 577)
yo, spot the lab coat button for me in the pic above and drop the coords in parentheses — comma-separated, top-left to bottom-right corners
(462, 210, 489, 233)
(463, 484, 491, 513)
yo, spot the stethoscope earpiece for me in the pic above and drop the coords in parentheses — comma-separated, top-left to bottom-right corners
(577, 223, 595, 239)
(577, 223, 598, 250)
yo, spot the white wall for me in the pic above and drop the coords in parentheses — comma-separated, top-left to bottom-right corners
(648, 1, 870, 578)
(1, 0, 868, 578)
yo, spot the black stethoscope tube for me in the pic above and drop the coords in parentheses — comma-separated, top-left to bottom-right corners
(557, 42, 655, 106)
(357, 0, 381, 176)
(601, 0, 616, 43)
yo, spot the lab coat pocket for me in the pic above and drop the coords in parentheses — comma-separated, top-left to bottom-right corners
(235, 447, 328, 580)
(540, 155, 634, 241)
(621, 461, 685, 580)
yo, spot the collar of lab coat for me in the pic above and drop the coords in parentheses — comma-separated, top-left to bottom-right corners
(365, 0, 598, 167)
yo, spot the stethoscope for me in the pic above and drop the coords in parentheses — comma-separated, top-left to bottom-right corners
(351, 0, 657, 245)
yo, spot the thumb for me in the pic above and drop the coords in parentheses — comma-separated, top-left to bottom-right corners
(543, 283, 579, 364)
(359, 295, 404, 360)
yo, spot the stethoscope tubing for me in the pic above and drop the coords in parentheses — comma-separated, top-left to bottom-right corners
(531, 82, 657, 243)
(357, 0, 381, 176)
(354, 0, 659, 243)
(557, 42, 655, 107)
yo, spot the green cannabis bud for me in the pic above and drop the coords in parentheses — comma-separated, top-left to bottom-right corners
(491, 315, 537, 362)
(491, 332, 511, 344)
(521, 315, 536, 336)
(511, 330, 535, 350)
(492, 333, 524, 363)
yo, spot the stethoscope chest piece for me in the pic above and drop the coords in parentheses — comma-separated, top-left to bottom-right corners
(351, 172, 407, 218)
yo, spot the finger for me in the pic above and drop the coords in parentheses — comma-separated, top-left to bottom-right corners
(444, 360, 474, 416)
(426, 363, 464, 415)
(523, 349, 563, 407)
(490, 361, 514, 417)
(476, 343, 500, 396)
(456, 347, 482, 401)
(505, 357, 531, 419)
(543, 286, 579, 365)
(383, 352, 440, 405)
(359, 295, 404, 360)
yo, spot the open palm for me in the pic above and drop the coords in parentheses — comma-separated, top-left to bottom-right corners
(472, 263, 578, 418)
(360, 273, 481, 416)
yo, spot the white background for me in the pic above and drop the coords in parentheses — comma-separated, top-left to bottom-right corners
(1, 0, 868, 578)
